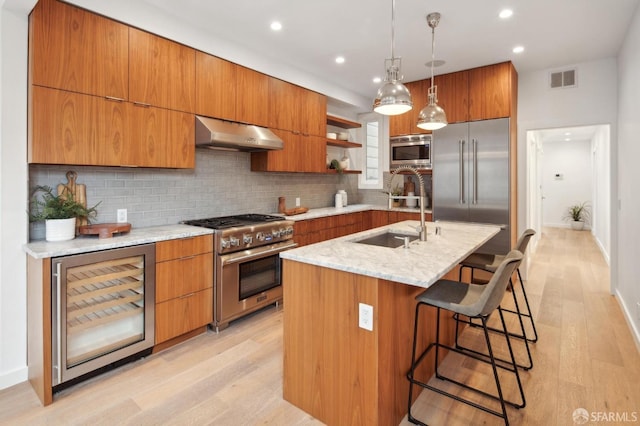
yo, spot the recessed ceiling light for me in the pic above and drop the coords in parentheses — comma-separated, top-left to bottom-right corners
(565, 137, 571, 141)
(335, 56, 345, 64)
(373, 77, 382, 84)
(270, 21, 282, 31)
(565, 132, 572, 136)
(499, 9, 513, 19)
(512, 46, 524, 54)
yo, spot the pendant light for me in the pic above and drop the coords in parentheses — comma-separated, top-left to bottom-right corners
(417, 12, 447, 130)
(373, 0, 412, 116)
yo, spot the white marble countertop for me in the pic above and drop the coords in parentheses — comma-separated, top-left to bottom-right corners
(280, 220, 499, 289)
(23, 224, 214, 259)
(278, 203, 432, 221)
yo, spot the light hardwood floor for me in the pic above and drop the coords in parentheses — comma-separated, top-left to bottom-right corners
(1, 227, 638, 425)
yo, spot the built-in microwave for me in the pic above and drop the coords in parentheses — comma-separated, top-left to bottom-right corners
(390, 134, 432, 170)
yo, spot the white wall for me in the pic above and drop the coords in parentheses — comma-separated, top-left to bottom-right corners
(541, 140, 592, 228)
(592, 126, 611, 262)
(518, 57, 618, 290)
(616, 2, 640, 346)
(0, 0, 32, 389)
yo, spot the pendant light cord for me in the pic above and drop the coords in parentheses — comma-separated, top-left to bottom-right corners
(430, 25, 435, 94)
(391, 0, 396, 60)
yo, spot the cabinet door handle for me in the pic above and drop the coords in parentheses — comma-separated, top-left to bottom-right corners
(105, 96, 125, 102)
(472, 138, 478, 204)
(179, 292, 196, 299)
(54, 261, 62, 386)
(459, 139, 465, 204)
(132, 101, 151, 108)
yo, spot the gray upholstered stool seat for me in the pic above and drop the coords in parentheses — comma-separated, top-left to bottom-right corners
(456, 229, 538, 370)
(407, 250, 526, 426)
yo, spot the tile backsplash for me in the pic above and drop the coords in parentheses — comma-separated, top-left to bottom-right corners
(28, 150, 360, 240)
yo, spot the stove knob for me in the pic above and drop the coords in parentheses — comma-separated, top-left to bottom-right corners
(272, 229, 281, 238)
(255, 232, 265, 241)
(229, 236, 240, 247)
(220, 238, 231, 249)
(243, 234, 253, 244)
(285, 226, 294, 236)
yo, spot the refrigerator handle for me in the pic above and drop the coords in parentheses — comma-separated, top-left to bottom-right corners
(472, 138, 478, 204)
(53, 261, 62, 386)
(459, 139, 465, 204)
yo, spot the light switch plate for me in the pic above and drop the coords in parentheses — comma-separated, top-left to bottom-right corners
(295, 197, 301, 207)
(359, 303, 373, 331)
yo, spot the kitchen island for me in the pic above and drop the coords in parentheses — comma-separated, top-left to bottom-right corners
(280, 220, 500, 426)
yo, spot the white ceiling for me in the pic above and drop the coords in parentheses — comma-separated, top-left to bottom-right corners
(6, 0, 639, 108)
(130, 0, 638, 102)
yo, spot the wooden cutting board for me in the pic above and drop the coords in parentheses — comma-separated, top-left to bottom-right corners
(57, 171, 88, 229)
(78, 223, 131, 239)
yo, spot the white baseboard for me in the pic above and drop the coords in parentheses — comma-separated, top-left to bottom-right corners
(615, 289, 640, 354)
(0, 366, 28, 391)
(595, 237, 610, 265)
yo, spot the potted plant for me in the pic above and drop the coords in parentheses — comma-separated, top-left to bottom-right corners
(384, 184, 404, 207)
(563, 201, 590, 231)
(29, 185, 99, 241)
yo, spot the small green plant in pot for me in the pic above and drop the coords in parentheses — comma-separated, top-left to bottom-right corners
(29, 185, 99, 241)
(563, 201, 590, 231)
(383, 184, 404, 207)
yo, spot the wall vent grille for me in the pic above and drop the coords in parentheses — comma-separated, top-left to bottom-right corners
(549, 68, 577, 89)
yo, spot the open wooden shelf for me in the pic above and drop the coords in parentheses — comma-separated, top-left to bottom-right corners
(327, 115, 361, 129)
(326, 139, 362, 148)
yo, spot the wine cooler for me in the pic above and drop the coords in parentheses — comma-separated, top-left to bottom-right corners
(51, 244, 155, 386)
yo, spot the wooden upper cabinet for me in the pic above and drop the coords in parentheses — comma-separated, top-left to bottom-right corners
(236, 65, 270, 127)
(268, 78, 299, 132)
(30, 86, 127, 166)
(195, 52, 237, 121)
(468, 62, 515, 121)
(434, 71, 469, 124)
(29, 86, 194, 168)
(129, 28, 196, 113)
(269, 79, 327, 137)
(127, 104, 195, 168)
(302, 90, 327, 137)
(251, 129, 325, 173)
(29, 0, 128, 99)
(389, 80, 429, 137)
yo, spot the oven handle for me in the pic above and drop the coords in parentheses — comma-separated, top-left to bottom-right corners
(220, 242, 298, 265)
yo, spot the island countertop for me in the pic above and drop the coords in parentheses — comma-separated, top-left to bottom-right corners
(280, 220, 500, 289)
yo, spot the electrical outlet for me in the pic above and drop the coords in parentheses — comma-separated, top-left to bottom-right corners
(359, 303, 373, 331)
(117, 209, 127, 223)
(295, 197, 301, 207)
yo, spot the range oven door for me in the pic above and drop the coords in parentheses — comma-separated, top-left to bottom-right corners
(216, 241, 296, 330)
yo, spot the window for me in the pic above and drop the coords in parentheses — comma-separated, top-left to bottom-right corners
(358, 113, 386, 189)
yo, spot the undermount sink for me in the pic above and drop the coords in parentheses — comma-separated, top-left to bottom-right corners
(353, 231, 419, 248)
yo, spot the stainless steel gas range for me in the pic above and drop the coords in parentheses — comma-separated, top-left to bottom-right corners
(183, 214, 295, 331)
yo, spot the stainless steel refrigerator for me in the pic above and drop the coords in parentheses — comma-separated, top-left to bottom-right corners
(432, 118, 511, 255)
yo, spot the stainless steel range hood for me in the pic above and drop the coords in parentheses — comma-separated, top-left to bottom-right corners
(195, 115, 284, 151)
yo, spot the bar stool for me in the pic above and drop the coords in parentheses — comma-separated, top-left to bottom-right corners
(407, 250, 525, 426)
(459, 229, 538, 344)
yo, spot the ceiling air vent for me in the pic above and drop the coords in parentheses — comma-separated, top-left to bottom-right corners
(549, 68, 577, 89)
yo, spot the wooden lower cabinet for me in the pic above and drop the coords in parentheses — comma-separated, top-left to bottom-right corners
(155, 235, 213, 344)
(155, 287, 213, 343)
(293, 210, 433, 247)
